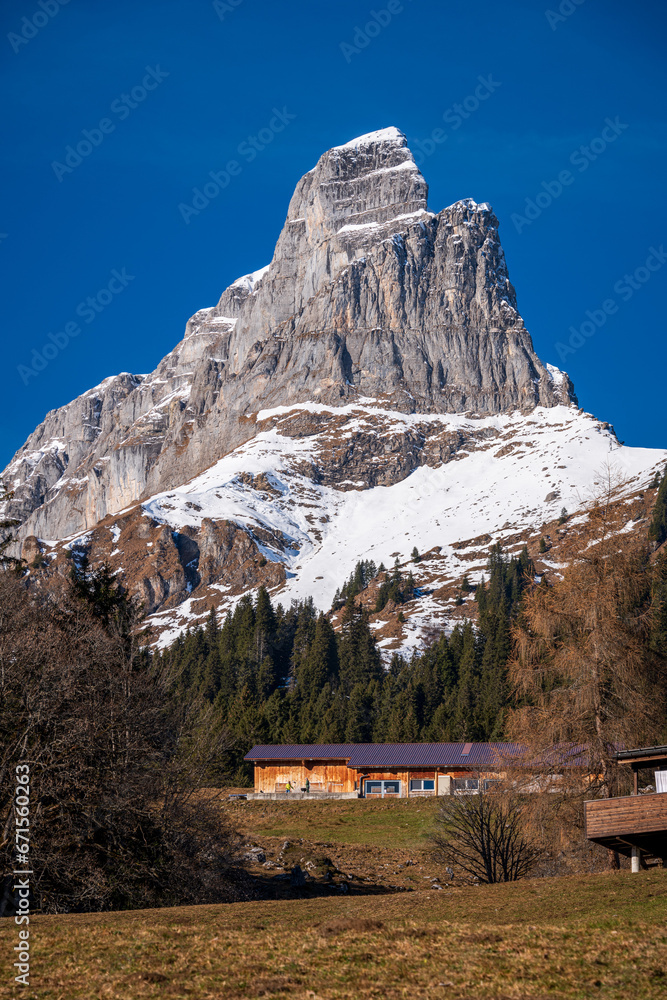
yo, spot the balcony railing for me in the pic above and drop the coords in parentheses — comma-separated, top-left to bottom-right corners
(585, 792, 667, 862)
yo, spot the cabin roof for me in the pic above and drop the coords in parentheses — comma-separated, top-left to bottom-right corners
(613, 745, 667, 767)
(245, 744, 357, 761)
(245, 742, 526, 767)
(347, 742, 525, 768)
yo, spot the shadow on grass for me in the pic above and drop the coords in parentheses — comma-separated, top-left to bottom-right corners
(247, 870, 412, 901)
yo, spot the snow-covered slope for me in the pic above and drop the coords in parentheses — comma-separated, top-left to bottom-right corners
(139, 401, 665, 648)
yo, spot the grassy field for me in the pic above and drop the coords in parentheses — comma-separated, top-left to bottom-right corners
(2, 798, 665, 999)
(225, 794, 442, 849)
(1, 870, 665, 999)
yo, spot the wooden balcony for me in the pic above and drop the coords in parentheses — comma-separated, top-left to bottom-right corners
(585, 793, 667, 860)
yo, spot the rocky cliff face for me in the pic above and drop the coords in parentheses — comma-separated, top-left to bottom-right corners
(3, 127, 575, 547)
(2, 125, 633, 646)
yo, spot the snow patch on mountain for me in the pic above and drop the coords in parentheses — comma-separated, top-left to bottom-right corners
(230, 264, 271, 294)
(143, 403, 666, 648)
(333, 127, 407, 150)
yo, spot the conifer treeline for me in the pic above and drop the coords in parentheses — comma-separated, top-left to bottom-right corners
(333, 558, 416, 612)
(649, 463, 667, 546)
(156, 544, 533, 782)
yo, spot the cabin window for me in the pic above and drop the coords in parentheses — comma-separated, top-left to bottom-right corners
(410, 779, 435, 791)
(483, 779, 500, 792)
(453, 777, 479, 792)
(364, 779, 401, 797)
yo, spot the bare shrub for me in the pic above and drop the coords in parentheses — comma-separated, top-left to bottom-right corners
(432, 789, 540, 883)
(0, 571, 248, 914)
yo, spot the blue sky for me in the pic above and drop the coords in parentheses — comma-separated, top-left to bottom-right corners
(1, 0, 665, 469)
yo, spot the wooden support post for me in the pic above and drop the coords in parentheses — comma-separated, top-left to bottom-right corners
(633, 765, 638, 796)
(631, 846, 641, 873)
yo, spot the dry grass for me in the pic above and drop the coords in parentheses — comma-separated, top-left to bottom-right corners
(224, 794, 443, 849)
(1, 870, 666, 999)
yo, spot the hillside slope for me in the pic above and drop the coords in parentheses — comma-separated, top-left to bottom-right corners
(5, 868, 665, 999)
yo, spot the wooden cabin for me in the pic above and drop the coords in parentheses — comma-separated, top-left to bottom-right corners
(585, 745, 667, 871)
(245, 742, 522, 798)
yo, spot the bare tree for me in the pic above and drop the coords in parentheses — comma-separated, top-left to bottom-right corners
(507, 470, 666, 802)
(0, 571, 248, 915)
(432, 787, 540, 883)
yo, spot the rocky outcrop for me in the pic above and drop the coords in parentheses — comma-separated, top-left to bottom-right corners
(253, 407, 500, 490)
(21, 502, 287, 617)
(1, 127, 580, 624)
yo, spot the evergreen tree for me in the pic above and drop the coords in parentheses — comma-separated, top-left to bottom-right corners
(333, 560, 377, 605)
(258, 655, 278, 700)
(318, 690, 346, 743)
(338, 598, 382, 693)
(453, 621, 480, 739)
(216, 612, 239, 707)
(263, 689, 287, 742)
(225, 681, 267, 781)
(69, 556, 135, 633)
(231, 596, 257, 686)
(198, 645, 222, 702)
(649, 463, 667, 546)
(400, 704, 420, 741)
(281, 686, 304, 744)
(205, 607, 219, 645)
(375, 559, 414, 611)
(303, 613, 338, 691)
(345, 682, 375, 742)
(254, 587, 276, 657)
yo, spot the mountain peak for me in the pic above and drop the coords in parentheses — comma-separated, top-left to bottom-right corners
(4, 128, 581, 559)
(288, 124, 428, 242)
(331, 126, 407, 150)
